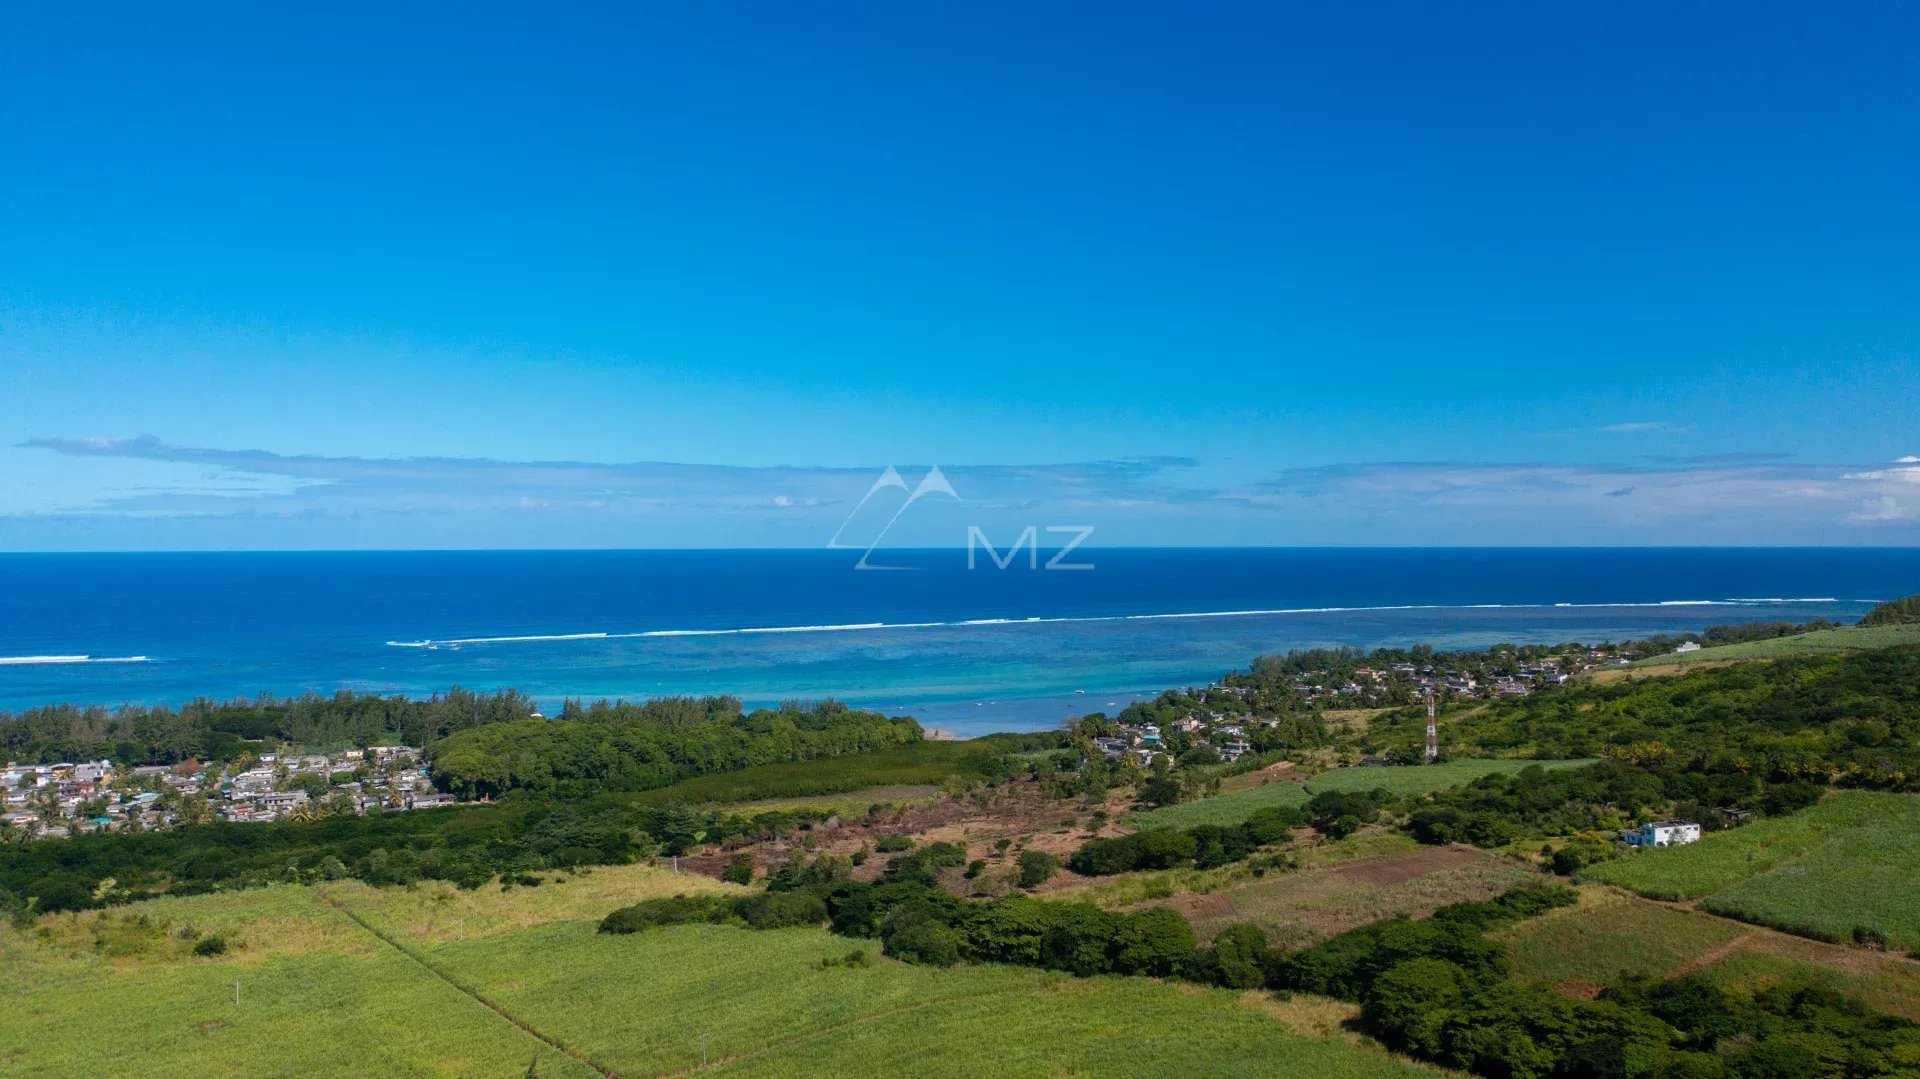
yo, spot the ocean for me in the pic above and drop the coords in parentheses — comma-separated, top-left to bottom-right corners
(1, 548, 1913, 735)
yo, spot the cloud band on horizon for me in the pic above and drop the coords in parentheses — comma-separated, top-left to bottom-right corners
(5, 435, 1917, 548)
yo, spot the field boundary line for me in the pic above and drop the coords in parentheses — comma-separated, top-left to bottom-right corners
(1622, 890, 1920, 974)
(320, 892, 619, 1078)
(654, 983, 1034, 1078)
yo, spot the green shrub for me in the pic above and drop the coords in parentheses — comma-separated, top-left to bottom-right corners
(192, 934, 228, 957)
(721, 854, 755, 885)
(874, 834, 913, 853)
(598, 895, 731, 934)
(732, 891, 826, 930)
(1016, 850, 1059, 889)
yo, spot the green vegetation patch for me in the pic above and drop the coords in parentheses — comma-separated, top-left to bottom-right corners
(1697, 951, 1920, 1025)
(1126, 779, 1309, 830)
(1304, 758, 1596, 797)
(1581, 792, 1920, 950)
(1129, 758, 1592, 831)
(429, 921, 1426, 1079)
(628, 735, 1050, 806)
(713, 971, 1426, 1078)
(1628, 624, 1920, 667)
(1500, 888, 1748, 990)
(0, 937, 601, 1079)
(2, 876, 1430, 1079)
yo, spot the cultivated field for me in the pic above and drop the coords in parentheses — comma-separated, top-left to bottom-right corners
(1500, 886, 1920, 1021)
(1, 865, 1436, 1079)
(1579, 792, 1920, 951)
(1627, 624, 1920, 668)
(1127, 777, 1310, 829)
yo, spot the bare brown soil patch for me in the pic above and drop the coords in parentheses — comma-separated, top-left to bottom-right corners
(1156, 845, 1541, 948)
(679, 779, 1133, 892)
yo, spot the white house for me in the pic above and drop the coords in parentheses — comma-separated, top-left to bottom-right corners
(1624, 820, 1701, 848)
(1674, 642, 1703, 654)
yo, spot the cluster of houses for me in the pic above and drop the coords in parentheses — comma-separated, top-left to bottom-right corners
(215, 745, 455, 824)
(1269, 652, 1631, 708)
(1092, 713, 1258, 767)
(0, 746, 456, 839)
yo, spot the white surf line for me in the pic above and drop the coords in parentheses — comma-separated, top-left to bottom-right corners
(380, 597, 1851, 650)
(0, 654, 151, 665)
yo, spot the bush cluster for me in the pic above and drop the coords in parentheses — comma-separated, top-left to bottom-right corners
(598, 889, 827, 935)
(1068, 789, 1392, 877)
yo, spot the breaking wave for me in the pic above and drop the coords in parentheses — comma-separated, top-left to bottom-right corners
(0, 654, 150, 666)
(382, 596, 1847, 650)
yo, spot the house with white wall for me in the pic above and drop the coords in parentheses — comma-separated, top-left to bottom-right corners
(1624, 820, 1701, 848)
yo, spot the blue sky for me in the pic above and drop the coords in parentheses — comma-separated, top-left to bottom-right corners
(2, 2, 1916, 549)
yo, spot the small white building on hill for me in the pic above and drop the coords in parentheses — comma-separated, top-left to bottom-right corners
(1624, 820, 1701, 848)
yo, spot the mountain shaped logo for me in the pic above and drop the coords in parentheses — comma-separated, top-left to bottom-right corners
(826, 465, 961, 570)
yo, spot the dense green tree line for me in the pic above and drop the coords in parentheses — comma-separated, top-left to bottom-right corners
(427, 699, 923, 798)
(0, 796, 830, 915)
(0, 687, 539, 765)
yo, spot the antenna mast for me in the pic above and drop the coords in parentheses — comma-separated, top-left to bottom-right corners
(1424, 689, 1438, 764)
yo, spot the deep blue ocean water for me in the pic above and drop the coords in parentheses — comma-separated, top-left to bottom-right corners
(1, 548, 1914, 735)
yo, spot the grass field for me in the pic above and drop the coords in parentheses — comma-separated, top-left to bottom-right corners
(1579, 792, 1920, 950)
(1, 865, 1437, 1078)
(1627, 624, 1920, 668)
(1127, 758, 1593, 830)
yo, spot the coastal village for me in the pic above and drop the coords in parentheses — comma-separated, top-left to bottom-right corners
(2, 639, 1696, 842)
(0, 745, 449, 839)
(1090, 641, 1657, 768)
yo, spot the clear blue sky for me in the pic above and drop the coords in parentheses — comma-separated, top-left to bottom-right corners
(2, 2, 1916, 548)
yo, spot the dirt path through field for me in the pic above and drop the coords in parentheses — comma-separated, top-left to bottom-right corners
(322, 893, 619, 1078)
(1664, 930, 1765, 979)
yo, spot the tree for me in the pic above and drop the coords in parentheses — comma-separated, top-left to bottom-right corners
(1363, 958, 1469, 1056)
(1138, 774, 1184, 808)
(1016, 849, 1058, 889)
(1198, 923, 1271, 989)
(1110, 908, 1197, 976)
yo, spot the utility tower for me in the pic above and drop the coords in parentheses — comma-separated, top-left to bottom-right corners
(1424, 689, 1438, 764)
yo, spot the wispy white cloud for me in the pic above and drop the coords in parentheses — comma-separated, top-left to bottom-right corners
(9, 436, 1918, 546)
(1227, 456, 1918, 540)
(1595, 421, 1691, 434)
(13, 435, 1203, 522)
